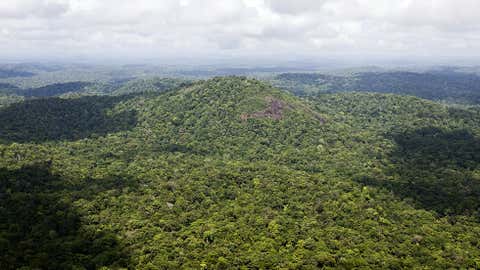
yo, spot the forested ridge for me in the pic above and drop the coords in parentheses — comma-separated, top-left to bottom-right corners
(0, 68, 35, 79)
(0, 77, 190, 109)
(273, 71, 480, 105)
(1, 77, 480, 269)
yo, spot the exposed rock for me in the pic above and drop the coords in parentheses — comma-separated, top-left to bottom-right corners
(241, 96, 290, 120)
(240, 96, 326, 124)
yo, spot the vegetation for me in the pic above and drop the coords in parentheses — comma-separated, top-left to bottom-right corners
(0, 68, 35, 79)
(0, 95, 137, 143)
(18, 82, 93, 97)
(273, 71, 480, 104)
(0, 78, 191, 100)
(0, 94, 23, 108)
(0, 82, 20, 93)
(1, 77, 480, 269)
(111, 77, 192, 95)
(0, 164, 131, 269)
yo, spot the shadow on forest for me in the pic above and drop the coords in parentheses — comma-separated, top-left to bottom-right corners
(356, 127, 480, 218)
(0, 95, 137, 143)
(0, 163, 136, 269)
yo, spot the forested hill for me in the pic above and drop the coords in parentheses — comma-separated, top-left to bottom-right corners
(0, 77, 190, 98)
(0, 77, 191, 108)
(0, 68, 35, 79)
(273, 71, 480, 105)
(1, 77, 480, 269)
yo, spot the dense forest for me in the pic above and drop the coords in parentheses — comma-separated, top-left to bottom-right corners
(0, 76, 479, 269)
(273, 71, 480, 105)
(4, 63, 480, 106)
(0, 77, 190, 109)
(0, 68, 35, 79)
(18, 82, 93, 97)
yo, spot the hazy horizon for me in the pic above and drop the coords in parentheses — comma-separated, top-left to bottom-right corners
(1, 0, 480, 65)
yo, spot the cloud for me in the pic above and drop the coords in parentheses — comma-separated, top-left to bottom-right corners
(0, 0, 479, 63)
(0, 0, 69, 18)
(265, 0, 326, 15)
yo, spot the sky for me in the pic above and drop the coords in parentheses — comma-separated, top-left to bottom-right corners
(1, 0, 480, 65)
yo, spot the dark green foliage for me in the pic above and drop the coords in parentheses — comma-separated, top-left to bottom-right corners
(0, 68, 34, 79)
(111, 77, 193, 95)
(274, 71, 480, 104)
(0, 163, 131, 270)
(1, 78, 191, 99)
(19, 82, 93, 97)
(1, 77, 480, 269)
(0, 83, 23, 107)
(0, 83, 20, 93)
(357, 127, 480, 217)
(0, 95, 137, 143)
(1, 81, 93, 98)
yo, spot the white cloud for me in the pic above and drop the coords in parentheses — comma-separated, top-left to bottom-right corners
(265, 0, 326, 15)
(0, 0, 69, 18)
(0, 0, 479, 63)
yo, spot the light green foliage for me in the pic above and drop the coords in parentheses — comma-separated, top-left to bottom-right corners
(1, 77, 479, 269)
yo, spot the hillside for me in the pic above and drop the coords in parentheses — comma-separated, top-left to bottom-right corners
(1, 77, 480, 269)
(0, 83, 22, 107)
(0, 68, 35, 79)
(0, 77, 192, 102)
(111, 77, 192, 95)
(273, 72, 480, 105)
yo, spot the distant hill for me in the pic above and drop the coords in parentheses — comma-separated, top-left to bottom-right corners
(1, 77, 480, 269)
(273, 71, 480, 104)
(19, 81, 93, 97)
(0, 83, 23, 107)
(111, 77, 192, 95)
(1, 78, 192, 99)
(0, 68, 35, 79)
(0, 83, 20, 94)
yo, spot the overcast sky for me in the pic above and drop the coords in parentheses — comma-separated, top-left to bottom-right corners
(1, 0, 480, 65)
